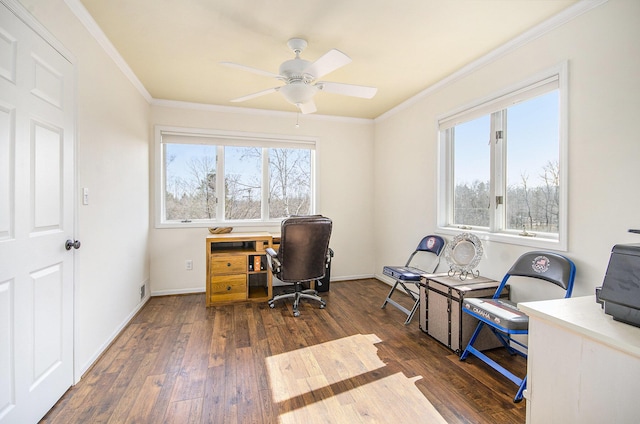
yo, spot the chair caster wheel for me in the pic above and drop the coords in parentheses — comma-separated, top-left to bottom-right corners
(293, 310, 300, 317)
(320, 303, 326, 309)
(268, 303, 275, 309)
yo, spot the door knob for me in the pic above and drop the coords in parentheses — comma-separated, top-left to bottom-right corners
(65, 239, 81, 250)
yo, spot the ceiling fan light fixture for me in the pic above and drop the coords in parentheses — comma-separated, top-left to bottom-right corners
(279, 82, 317, 106)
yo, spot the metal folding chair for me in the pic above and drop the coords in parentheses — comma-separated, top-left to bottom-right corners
(381, 235, 446, 324)
(460, 251, 576, 402)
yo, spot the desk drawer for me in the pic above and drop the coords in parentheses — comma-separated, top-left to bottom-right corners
(210, 274, 246, 302)
(210, 255, 247, 274)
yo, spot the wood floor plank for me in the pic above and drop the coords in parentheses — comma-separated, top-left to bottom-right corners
(163, 398, 204, 424)
(170, 319, 212, 403)
(124, 373, 166, 422)
(236, 346, 265, 423)
(41, 279, 526, 423)
(201, 365, 228, 424)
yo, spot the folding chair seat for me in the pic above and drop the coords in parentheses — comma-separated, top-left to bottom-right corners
(381, 235, 446, 324)
(460, 251, 576, 402)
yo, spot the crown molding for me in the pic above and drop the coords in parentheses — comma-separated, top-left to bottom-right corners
(64, 0, 607, 122)
(375, 0, 609, 122)
(2, 0, 75, 63)
(65, 0, 152, 103)
(65, 0, 372, 123)
(151, 98, 374, 125)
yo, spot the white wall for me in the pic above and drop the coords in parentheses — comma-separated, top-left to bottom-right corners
(373, 0, 640, 300)
(149, 105, 375, 294)
(15, 0, 640, 385)
(18, 0, 151, 377)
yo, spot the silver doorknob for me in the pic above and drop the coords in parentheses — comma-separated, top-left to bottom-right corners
(65, 239, 81, 250)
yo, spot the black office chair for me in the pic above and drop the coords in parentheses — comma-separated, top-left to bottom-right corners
(267, 215, 333, 317)
(460, 251, 576, 402)
(381, 235, 446, 324)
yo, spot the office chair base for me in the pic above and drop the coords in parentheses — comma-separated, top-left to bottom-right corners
(269, 289, 326, 317)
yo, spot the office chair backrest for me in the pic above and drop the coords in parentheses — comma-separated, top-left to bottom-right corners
(277, 215, 332, 283)
(497, 251, 576, 299)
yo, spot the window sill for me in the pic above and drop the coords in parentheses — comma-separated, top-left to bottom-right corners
(437, 226, 566, 252)
(155, 220, 283, 231)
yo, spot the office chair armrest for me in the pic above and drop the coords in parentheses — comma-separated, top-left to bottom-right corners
(265, 247, 281, 273)
(326, 247, 334, 265)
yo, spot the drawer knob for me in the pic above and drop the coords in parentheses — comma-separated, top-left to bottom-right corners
(227, 262, 231, 267)
(226, 286, 231, 291)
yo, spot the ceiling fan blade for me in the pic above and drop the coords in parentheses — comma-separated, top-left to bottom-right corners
(298, 100, 317, 114)
(220, 61, 283, 79)
(230, 87, 279, 103)
(303, 49, 352, 79)
(317, 81, 378, 99)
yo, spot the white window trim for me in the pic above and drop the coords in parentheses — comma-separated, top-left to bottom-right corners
(436, 62, 569, 251)
(154, 125, 318, 229)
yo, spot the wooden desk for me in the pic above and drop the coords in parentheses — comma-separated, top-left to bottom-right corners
(205, 232, 273, 306)
(519, 296, 640, 423)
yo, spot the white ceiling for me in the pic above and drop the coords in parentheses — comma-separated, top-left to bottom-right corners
(78, 0, 579, 119)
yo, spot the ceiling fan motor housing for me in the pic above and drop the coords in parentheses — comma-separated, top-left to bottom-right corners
(280, 59, 314, 82)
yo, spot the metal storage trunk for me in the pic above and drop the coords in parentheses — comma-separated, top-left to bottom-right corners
(419, 274, 509, 355)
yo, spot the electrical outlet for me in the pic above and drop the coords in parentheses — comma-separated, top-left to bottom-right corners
(185, 260, 193, 271)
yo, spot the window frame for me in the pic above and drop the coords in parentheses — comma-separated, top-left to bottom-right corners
(154, 125, 318, 229)
(436, 62, 568, 250)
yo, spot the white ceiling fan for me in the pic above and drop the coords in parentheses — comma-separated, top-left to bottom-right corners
(221, 38, 377, 114)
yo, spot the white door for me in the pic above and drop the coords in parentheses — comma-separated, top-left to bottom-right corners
(0, 2, 76, 423)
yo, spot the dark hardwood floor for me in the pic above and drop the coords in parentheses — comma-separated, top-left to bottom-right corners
(41, 279, 526, 423)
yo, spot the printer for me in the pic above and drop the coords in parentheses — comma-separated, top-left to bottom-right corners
(597, 243, 640, 327)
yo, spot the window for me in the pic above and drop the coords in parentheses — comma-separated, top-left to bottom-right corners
(438, 64, 568, 249)
(155, 127, 316, 227)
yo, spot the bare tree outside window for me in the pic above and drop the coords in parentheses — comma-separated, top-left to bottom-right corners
(165, 144, 217, 221)
(453, 115, 491, 228)
(504, 91, 560, 234)
(454, 160, 560, 234)
(454, 180, 490, 227)
(268, 148, 311, 218)
(505, 162, 560, 234)
(162, 140, 314, 223)
(225, 146, 261, 220)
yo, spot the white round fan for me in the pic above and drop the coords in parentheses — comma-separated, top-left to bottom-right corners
(221, 38, 377, 114)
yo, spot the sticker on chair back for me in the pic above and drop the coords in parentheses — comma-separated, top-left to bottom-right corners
(532, 256, 550, 273)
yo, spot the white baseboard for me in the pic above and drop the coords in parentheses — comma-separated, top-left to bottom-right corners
(150, 287, 206, 297)
(75, 280, 151, 382)
(330, 274, 374, 282)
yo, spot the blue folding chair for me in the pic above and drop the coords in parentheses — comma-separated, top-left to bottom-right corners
(382, 235, 446, 324)
(460, 251, 576, 402)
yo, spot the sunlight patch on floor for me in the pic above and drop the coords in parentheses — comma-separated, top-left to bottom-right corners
(266, 334, 384, 402)
(266, 333, 447, 423)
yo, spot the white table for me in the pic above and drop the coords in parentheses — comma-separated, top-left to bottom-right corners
(519, 295, 640, 424)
